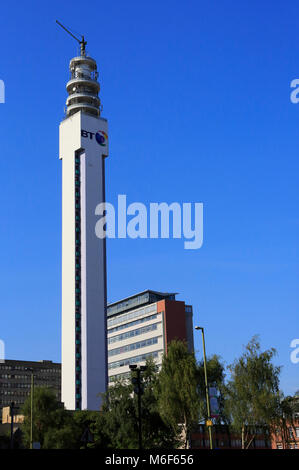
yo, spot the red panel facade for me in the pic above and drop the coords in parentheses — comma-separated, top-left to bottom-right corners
(157, 299, 187, 354)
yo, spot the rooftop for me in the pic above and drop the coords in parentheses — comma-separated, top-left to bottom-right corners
(107, 289, 177, 318)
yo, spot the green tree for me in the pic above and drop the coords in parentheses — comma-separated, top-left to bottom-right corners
(42, 409, 105, 449)
(21, 387, 62, 448)
(271, 393, 299, 448)
(157, 340, 200, 448)
(22, 387, 107, 449)
(196, 354, 227, 424)
(100, 358, 177, 449)
(224, 336, 281, 449)
(101, 375, 137, 448)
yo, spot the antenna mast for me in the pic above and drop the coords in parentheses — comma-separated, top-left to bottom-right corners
(56, 20, 87, 56)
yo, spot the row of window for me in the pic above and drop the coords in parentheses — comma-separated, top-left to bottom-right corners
(0, 383, 31, 389)
(108, 371, 131, 383)
(75, 153, 82, 411)
(289, 427, 299, 438)
(0, 399, 27, 405)
(108, 336, 160, 358)
(1, 374, 30, 379)
(108, 365, 160, 384)
(0, 391, 30, 397)
(0, 366, 59, 373)
(107, 293, 151, 317)
(0, 379, 60, 387)
(0, 390, 30, 396)
(277, 443, 299, 449)
(107, 304, 157, 328)
(108, 322, 160, 345)
(107, 313, 159, 335)
(192, 439, 269, 448)
(108, 351, 161, 370)
(0, 375, 60, 381)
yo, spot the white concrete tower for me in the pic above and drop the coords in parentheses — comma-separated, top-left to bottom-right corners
(59, 36, 108, 410)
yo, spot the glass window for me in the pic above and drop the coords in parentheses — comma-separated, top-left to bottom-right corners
(108, 336, 160, 357)
(108, 350, 161, 370)
(108, 322, 160, 345)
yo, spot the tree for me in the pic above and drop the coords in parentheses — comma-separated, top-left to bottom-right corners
(224, 336, 281, 449)
(156, 340, 200, 449)
(271, 393, 299, 449)
(22, 387, 107, 449)
(138, 359, 179, 448)
(42, 409, 105, 449)
(100, 358, 177, 449)
(21, 387, 62, 448)
(100, 375, 137, 448)
(196, 354, 227, 424)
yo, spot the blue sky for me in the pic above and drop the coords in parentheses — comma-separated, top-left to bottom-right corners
(0, 0, 298, 395)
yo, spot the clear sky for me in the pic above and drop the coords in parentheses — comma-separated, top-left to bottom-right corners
(0, 0, 298, 395)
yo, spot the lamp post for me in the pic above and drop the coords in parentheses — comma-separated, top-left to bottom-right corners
(129, 364, 147, 450)
(195, 326, 213, 450)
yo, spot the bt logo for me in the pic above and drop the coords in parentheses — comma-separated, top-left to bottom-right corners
(96, 130, 108, 146)
(81, 129, 108, 146)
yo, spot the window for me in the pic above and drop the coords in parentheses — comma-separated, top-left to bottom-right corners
(108, 336, 160, 358)
(108, 350, 160, 370)
(108, 313, 159, 335)
(108, 322, 160, 345)
(107, 304, 157, 328)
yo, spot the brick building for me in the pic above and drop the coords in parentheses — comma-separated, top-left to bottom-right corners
(271, 396, 299, 449)
(191, 424, 271, 449)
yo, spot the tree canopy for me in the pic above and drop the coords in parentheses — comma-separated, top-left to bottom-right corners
(224, 336, 281, 448)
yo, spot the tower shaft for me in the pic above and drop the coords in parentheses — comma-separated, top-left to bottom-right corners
(60, 50, 108, 409)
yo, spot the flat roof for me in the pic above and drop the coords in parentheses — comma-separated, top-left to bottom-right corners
(107, 289, 177, 307)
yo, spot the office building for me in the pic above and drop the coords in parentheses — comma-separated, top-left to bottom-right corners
(0, 360, 60, 415)
(107, 290, 194, 383)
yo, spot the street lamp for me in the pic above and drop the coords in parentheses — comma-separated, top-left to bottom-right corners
(195, 326, 213, 450)
(129, 364, 147, 449)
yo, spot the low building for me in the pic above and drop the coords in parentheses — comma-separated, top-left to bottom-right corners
(271, 396, 299, 449)
(2, 406, 24, 424)
(191, 424, 271, 449)
(0, 360, 61, 416)
(107, 290, 194, 384)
